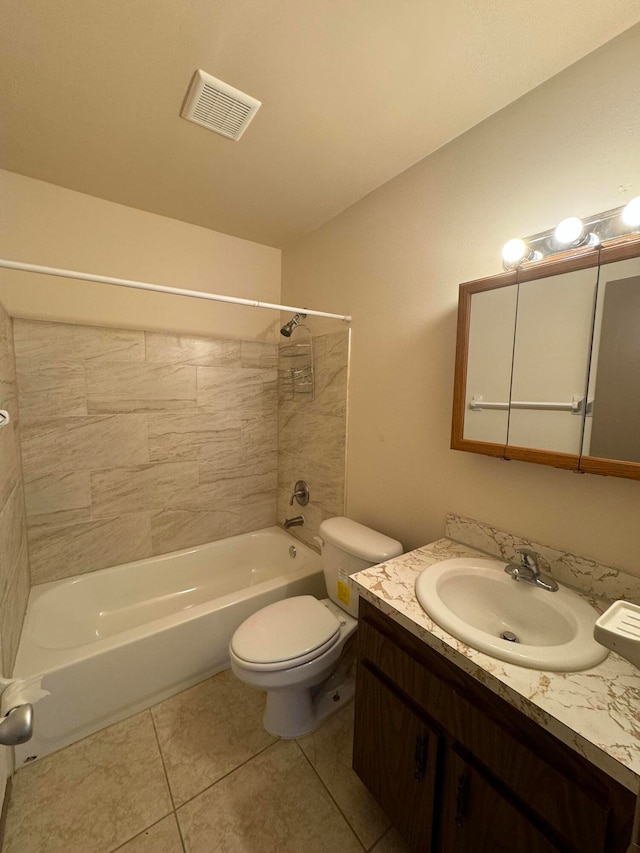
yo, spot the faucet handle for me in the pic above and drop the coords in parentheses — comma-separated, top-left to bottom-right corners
(516, 547, 538, 563)
(289, 480, 310, 506)
(506, 548, 558, 591)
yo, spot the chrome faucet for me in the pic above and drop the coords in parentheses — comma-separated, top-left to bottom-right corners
(504, 548, 558, 592)
(284, 515, 305, 529)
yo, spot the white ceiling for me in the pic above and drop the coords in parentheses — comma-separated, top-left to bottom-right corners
(1, 1, 639, 248)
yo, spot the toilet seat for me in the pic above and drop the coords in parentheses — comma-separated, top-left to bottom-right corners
(230, 595, 341, 671)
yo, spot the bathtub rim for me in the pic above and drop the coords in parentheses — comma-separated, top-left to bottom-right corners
(14, 525, 323, 678)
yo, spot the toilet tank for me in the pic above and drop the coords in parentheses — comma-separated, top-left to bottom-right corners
(319, 517, 403, 618)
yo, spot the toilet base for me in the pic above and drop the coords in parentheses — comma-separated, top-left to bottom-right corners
(263, 674, 355, 738)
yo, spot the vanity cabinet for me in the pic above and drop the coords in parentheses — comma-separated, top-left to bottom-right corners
(353, 599, 635, 853)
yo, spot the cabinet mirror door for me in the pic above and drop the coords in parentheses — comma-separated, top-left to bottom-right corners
(452, 272, 517, 457)
(581, 247, 640, 477)
(463, 283, 518, 446)
(506, 263, 598, 464)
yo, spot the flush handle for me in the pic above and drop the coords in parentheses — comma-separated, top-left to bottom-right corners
(0, 704, 34, 746)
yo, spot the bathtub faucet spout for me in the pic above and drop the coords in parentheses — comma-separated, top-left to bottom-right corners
(284, 515, 305, 529)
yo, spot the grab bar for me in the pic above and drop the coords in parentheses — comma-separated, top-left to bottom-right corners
(470, 396, 585, 414)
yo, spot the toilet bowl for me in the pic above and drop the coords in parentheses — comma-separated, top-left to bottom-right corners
(229, 517, 402, 737)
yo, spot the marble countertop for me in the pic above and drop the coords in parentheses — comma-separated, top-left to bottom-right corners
(351, 538, 640, 793)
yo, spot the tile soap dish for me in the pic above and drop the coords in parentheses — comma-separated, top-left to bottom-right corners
(594, 601, 640, 669)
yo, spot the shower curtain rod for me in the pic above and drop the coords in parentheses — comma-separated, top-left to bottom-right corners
(0, 258, 352, 323)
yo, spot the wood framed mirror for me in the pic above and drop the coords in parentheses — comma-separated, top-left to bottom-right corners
(451, 238, 640, 480)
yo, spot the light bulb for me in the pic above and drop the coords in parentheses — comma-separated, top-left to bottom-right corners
(622, 196, 640, 229)
(554, 217, 584, 246)
(501, 238, 529, 267)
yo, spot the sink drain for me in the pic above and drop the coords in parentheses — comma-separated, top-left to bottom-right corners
(500, 631, 519, 643)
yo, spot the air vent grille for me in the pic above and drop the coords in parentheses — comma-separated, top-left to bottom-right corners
(181, 70, 261, 141)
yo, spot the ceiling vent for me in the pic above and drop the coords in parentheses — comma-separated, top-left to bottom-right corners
(181, 70, 261, 141)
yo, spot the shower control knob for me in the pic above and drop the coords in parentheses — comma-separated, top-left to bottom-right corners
(289, 480, 310, 506)
(0, 704, 34, 746)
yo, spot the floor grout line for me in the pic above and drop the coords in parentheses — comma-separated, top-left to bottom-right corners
(294, 736, 367, 852)
(148, 709, 179, 813)
(174, 737, 281, 812)
(148, 709, 186, 853)
(108, 813, 179, 853)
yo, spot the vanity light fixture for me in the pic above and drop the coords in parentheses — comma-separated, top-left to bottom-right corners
(553, 216, 599, 250)
(554, 217, 585, 247)
(501, 238, 537, 269)
(500, 196, 639, 270)
(622, 195, 640, 229)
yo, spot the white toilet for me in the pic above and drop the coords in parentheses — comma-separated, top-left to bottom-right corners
(229, 516, 402, 737)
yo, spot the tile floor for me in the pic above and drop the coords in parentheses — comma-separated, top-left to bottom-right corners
(1, 671, 411, 853)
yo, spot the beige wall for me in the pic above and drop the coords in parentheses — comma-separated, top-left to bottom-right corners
(15, 319, 278, 583)
(282, 25, 640, 576)
(0, 170, 281, 340)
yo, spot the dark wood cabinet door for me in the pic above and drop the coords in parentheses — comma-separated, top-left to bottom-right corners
(353, 664, 441, 852)
(440, 748, 563, 853)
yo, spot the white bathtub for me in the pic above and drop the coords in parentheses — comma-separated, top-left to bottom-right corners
(12, 526, 325, 767)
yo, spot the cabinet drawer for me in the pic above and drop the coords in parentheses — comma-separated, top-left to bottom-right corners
(357, 601, 630, 853)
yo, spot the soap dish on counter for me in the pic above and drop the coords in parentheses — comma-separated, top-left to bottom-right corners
(594, 601, 640, 669)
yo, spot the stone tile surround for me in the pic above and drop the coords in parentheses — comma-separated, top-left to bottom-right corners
(13, 318, 349, 584)
(14, 319, 279, 583)
(0, 302, 29, 676)
(277, 330, 348, 550)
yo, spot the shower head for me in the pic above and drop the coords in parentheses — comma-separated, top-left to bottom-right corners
(280, 313, 307, 337)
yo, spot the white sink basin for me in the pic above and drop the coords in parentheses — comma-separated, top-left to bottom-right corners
(415, 557, 608, 671)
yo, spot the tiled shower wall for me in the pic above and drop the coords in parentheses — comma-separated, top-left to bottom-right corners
(0, 303, 30, 675)
(277, 330, 348, 549)
(14, 320, 278, 584)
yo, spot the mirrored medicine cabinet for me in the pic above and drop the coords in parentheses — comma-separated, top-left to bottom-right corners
(451, 238, 640, 479)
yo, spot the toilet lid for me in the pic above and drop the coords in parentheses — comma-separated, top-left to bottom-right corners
(230, 596, 341, 665)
